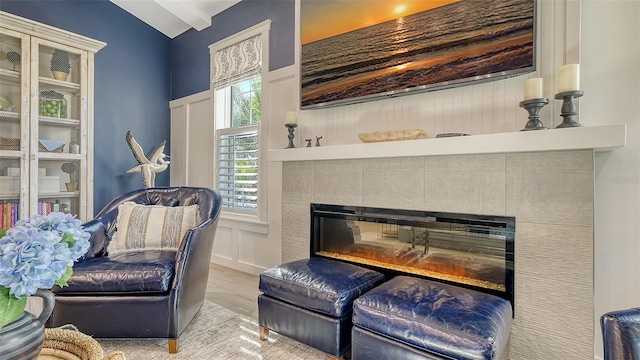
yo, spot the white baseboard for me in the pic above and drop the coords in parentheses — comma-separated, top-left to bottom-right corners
(211, 255, 266, 276)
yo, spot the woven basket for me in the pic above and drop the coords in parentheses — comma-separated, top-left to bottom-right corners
(38, 326, 126, 360)
(0, 137, 64, 153)
(0, 136, 20, 151)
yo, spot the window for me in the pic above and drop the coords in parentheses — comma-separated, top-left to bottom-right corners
(210, 21, 270, 217)
(216, 78, 261, 211)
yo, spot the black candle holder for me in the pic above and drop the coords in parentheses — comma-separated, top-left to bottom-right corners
(284, 123, 298, 148)
(519, 98, 549, 131)
(555, 90, 584, 128)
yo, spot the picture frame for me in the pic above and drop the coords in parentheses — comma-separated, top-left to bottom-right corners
(300, 0, 536, 109)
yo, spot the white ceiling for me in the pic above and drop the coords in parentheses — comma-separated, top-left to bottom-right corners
(109, 0, 241, 38)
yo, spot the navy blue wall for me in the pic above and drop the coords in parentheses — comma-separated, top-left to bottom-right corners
(171, 0, 295, 99)
(1, 0, 296, 213)
(0, 0, 172, 214)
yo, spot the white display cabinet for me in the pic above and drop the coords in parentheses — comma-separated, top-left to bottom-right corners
(0, 11, 105, 227)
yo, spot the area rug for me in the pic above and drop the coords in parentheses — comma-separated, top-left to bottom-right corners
(99, 301, 327, 359)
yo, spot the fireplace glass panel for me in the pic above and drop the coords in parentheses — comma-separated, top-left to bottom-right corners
(311, 204, 515, 301)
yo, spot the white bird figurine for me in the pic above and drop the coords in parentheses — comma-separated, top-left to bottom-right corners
(125, 130, 170, 188)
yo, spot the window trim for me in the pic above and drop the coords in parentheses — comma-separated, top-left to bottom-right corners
(210, 20, 271, 222)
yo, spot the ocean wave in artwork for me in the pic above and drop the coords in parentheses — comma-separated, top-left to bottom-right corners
(301, 0, 534, 108)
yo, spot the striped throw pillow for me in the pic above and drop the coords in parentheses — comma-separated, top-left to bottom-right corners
(109, 201, 199, 253)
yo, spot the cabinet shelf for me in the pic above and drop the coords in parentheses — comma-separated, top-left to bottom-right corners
(0, 111, 20, 122)
(0, 68, 20, 79)
(39, 116, 80, 127)
(38, 153, 81, 161)
(39, 191, 79, 199)
(0, 194, 19, 200)
(0, 150, 21, 159)
(39, 77, 80, 93)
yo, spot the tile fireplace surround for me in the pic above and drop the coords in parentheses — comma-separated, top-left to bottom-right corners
(272, 125, 626, 360)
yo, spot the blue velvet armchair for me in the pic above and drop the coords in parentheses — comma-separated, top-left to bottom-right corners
(47, 187, 222, 354)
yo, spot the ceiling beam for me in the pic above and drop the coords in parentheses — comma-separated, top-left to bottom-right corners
(154, 0, 211, 31)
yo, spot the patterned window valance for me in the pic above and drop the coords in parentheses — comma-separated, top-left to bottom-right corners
(212, 34, 262, 89)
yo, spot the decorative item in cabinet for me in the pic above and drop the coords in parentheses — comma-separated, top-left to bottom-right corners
(0, 136, 19, 151)
(38, 139, 65, 153)
(39, 176, 60, 192)
(0, 137, 65, 152)
(61, 162, 78, 192)
(50, 49, 71, 81)
(69, 141, 79, 154)
(0, 94, 13, 112)
(5, 168, 46, 177)
(0, 176, 18, 193)
(6, 51, 20, 72)
(39, 90, 67, 118)
(0, 176, 59, 193)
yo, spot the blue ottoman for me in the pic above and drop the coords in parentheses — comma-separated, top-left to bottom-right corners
(258, 257, 384, 359)
(352, 276, 512, 360)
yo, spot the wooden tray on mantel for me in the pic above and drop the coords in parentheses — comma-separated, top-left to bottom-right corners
(357, 129, 428, 143)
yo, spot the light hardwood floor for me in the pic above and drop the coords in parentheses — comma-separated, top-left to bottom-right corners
(205, 263, 261, 319)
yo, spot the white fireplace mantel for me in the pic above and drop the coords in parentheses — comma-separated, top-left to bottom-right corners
(268, 124, 626, 162)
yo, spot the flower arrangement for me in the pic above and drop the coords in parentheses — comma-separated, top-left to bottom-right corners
(0, 212, 90, 329)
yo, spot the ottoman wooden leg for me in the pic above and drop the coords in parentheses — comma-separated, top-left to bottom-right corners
(259, 326, 270, 341)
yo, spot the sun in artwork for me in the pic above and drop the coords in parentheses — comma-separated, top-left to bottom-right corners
(394, 4, 407, 15)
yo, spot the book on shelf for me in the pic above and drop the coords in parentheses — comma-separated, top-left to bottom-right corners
(0, 202, 18, 229)
(38, 201, 53, 216)
(0, 201, 65, 229)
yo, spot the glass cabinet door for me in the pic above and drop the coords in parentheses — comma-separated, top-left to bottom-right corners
(31, 38, 87, 219)
(0, 28, 28, 227)
(1, 11, 103, 224)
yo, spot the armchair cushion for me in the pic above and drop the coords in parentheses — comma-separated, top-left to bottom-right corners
(109, 201, 198, 253)
(53, 250, 176, 295)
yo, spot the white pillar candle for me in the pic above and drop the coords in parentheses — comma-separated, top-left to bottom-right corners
(285, 111, 298, 125)
(558, 64, 580, 92)
(524, 78, 544, 100)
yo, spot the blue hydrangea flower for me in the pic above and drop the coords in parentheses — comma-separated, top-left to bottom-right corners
(0, 212, 91, 298)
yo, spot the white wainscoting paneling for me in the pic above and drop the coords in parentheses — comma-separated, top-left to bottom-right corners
(169, 91, 213, 187)
(211, 225, 233, 262)
(170, 65, 299, 275)
(211, 218, 269, 275)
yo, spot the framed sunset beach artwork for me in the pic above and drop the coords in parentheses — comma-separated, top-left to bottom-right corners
(300, 0, 536, 109)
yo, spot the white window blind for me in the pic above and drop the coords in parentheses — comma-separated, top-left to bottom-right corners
(217, 126, 259, 211)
